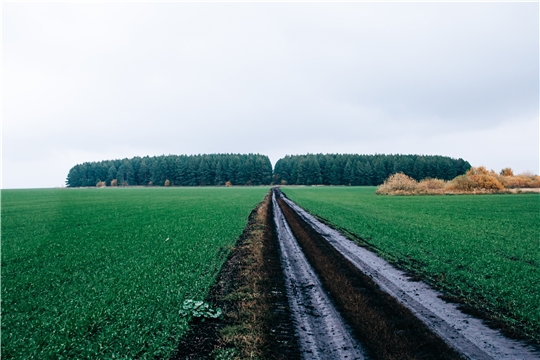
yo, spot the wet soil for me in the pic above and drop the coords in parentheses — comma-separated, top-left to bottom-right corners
(279, 189, 539, 360)
(172, 192, 299, 359)
(173, 188, 539, 359)
(275, 189, 462, 360)
(272, 192, 368, 359)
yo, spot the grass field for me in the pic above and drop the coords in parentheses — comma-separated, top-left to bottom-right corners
(281, 187, 540, 340)
(1, 187, 268, 359)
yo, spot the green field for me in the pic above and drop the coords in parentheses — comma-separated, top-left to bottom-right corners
(1, 187, 268, 359)
(281, 187, 540, 339)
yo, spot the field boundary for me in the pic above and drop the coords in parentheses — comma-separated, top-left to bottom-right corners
(173, 191, 299, 359)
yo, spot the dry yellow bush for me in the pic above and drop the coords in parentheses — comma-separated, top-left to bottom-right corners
(417, 178, 446, 192)
(110, 179, 118, 187)
(377, 166, 538, 196)
(469, 174, 504, 190)
(376, 173, 418, 194)
(504, 175, 540, 189)
(96, 181, 106, 187)
(445, 175, 478, 192)
(164, 179, 171, 187)
(500, 168, 514, 176)
(466, 166, 493, 176)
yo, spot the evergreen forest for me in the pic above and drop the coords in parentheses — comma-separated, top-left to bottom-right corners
(65, 153, 470, 187)
(66, 154, 273, 187)
(273, 154, 471, 186)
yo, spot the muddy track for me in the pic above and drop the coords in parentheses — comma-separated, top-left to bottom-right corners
(272, 192, 367, 359)
(174, 193, 299, 359)
(276, 189, 539, 360)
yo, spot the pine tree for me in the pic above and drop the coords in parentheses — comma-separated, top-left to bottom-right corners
(330, 163, 341, 185)
(214, 160, 224, 185)
(106, 165, 117, 186)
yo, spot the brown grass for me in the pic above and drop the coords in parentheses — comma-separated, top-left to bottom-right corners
(277, 193, 461, 360)
(500, 175, 540, 189)
(375, 173, 418, 195)
(217, 193, 299, 358)
(173, 192, 299, 360)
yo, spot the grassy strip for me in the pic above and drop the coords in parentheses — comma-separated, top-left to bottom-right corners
(281, 186, 540, 343)
(1, 187, 268, 359)
(174, 192, 299, 359)
(276, 192, 461, 360)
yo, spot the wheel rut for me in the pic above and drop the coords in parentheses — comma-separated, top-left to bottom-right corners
(275, 188, 539, 360)
(272, 191, 367, 359)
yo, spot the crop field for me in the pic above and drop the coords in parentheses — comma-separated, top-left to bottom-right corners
(1, 187, 269, 359)
(281, 187, 540, 339)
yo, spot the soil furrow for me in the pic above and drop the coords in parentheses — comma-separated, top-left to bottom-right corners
(279, 190, 539, 360)
(272, 192, 368, 359)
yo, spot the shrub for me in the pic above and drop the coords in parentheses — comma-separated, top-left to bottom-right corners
(466, 166, 492, 176)
(469, 174, 504, 190)
(96, 181, 106, 187)
(417, 178, 446, 192)
(148, 181, 153, 186)
(376, 173, 418, 194)
(164, 180, 170, 187)
(121, 181, 129, 187)
(500, 168, 514, 176)
(225, 181, 232, 187)
(376, 167, 519, 195)
(505, 175, 540, 188)
(110, 179, 118, 187)
(446, 175, 478, 192)
(446, 166, 503, 191)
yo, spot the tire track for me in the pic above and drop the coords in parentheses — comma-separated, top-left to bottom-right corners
(272, 192, 367, 360)
(279, 191, 539, 360)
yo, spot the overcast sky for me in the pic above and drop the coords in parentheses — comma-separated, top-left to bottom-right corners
(3, 2, 538, 189)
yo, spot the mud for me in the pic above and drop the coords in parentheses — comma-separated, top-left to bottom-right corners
(173, 193, 299, 359)
(272, 192, 367, 359)
(276, 190, 461, 360)
(280, 191, 540, 360)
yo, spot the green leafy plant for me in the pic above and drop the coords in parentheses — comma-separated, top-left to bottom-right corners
(212, 347, 240, 360)
(179, 300, 222, 321)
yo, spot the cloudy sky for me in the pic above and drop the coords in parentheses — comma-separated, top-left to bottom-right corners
(3, 2, 538, 189)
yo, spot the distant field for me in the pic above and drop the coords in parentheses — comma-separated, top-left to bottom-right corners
(281, 187, 540, 339)
(1, 187, 268, 359)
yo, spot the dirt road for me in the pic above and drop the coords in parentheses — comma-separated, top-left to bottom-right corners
(274, 189, 539, 360)
(272, 192, 367, 359)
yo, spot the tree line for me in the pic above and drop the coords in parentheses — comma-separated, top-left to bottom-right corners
(273, 154, 471, 186)
(66, 153, 471, 187)
(66, 154, 273, 187)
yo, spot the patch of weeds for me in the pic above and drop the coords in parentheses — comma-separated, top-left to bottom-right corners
(212, 347, 240, 360)
(179, 300, 223, 321)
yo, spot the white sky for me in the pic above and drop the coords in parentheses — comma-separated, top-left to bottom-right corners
(2, 2, 539, 189)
